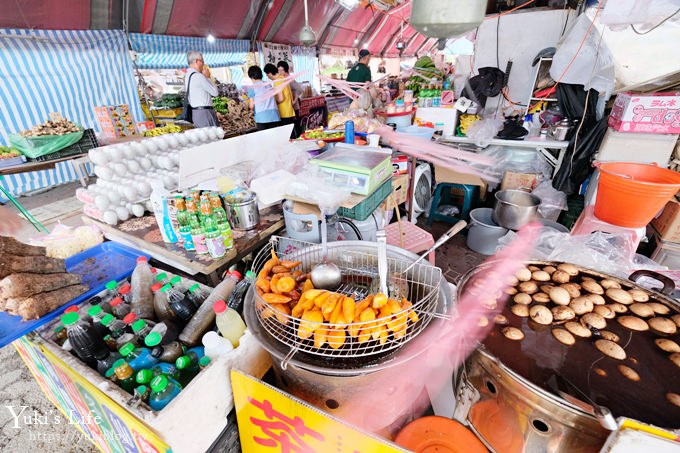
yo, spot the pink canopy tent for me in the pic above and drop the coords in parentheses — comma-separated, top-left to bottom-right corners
(0, 0, 442, 57)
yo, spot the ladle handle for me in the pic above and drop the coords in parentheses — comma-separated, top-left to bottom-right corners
(377, 230, 388, 296)
(320, 214, 329, 258)
(403, 220, 467, 273)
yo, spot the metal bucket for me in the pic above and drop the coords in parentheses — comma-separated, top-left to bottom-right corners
(467, 208, 508, 255)
(492, 190, 540, 230)
(226, 197, 260, 230)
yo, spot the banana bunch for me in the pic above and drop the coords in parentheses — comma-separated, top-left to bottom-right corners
(143, 124, 182, 137)
(458, 114, 481, 136)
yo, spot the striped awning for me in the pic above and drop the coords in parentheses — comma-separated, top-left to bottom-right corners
(129, 33, 250, 69)
(0, 29, 143, 146)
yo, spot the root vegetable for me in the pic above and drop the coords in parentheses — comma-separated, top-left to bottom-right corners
(0, 236, 46, 256)
(0, 273, 81, 299)
(15, 284, 88, 320)
(0, 255, 66, 278)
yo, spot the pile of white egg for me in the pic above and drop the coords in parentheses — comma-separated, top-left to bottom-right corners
(79, 127, 225, 225)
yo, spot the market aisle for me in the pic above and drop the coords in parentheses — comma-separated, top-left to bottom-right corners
(1, 182, 96, 452)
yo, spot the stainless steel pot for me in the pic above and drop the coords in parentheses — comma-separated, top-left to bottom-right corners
(493, 190, 540, 230)
(244, 241, 454, 436)
(225, 196, 260, 230)
(454, 261, 680, 453)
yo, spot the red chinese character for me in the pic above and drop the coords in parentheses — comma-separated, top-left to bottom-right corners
(651, 99, 662, 107)
(248, 397, 324, 452)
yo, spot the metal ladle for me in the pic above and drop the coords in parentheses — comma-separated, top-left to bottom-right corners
(310, 212, 342, 290)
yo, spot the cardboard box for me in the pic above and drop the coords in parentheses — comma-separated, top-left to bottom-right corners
(391, 154, 408, 175)
(434, 165, 487, 200)
(500, 171, 539, 191)
(391, 174, 409, 206)
(652, 199, 680, 243)
(608, 92, 680, 134)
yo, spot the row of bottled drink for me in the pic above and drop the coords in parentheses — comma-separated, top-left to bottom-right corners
(53, 256, 255, 411)
(175, 191, 234, 259)
(417, 83, 444, 108)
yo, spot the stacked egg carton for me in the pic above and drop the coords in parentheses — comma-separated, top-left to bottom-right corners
(77, 127, 226, 225)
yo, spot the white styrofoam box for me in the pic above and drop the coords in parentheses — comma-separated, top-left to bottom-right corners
(413, 107, 458, 138)
(40, 330, 270, 453)
(250, 170, 295, 208)
(595, 127, 678, 166)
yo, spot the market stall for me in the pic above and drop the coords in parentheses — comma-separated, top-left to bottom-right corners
(2, 0, 680, 452)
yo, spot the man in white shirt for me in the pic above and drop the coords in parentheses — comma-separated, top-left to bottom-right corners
(185, 51, 219, 127)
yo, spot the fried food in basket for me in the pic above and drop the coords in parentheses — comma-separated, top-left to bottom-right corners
(254, 251, 418, 348)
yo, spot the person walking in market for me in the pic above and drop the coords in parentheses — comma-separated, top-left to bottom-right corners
(247, 65, 281, 131)
(346, 49, 372, 85)
(264, 63, 296, 137)
(277, 61, 303, 138)
(185, 51, 219, 128)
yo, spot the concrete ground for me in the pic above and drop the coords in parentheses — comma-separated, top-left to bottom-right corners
(0, 181, 485, 452)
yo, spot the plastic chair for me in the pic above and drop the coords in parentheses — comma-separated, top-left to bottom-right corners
(571, 205, 646, 261)
(428, 183, 479, 225)
(385, 220, 435, 264)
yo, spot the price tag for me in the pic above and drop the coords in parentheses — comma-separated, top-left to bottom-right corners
(454, 97, 472, 112)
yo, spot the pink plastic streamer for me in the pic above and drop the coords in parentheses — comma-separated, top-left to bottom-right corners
(251, 70, 309, 103)
(331, 223, 541, 433)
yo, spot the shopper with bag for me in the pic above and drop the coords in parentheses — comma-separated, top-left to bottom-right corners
(183, 51, 219, 128)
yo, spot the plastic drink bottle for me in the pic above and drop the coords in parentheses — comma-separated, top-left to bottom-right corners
(134, 385, 150, 404)
(96, 350, 123, 377)
(87, 305, 109, 338)
(169, 275, 188, 294)
(179, 273, 239, 347)
(119, 343, 159, 372)
(118, 283, 132, 304)
(175, 346, 205, 386)
(53, 326, 67, 346)
(212, 300, 246, 348)
(123, 312, 137, 332)
(199, 356, 211, 370)
(162, 284, 196, 323)
(150, 180, 178, 243)
(151, 362, 181, 381)
(185, 284, 209, 309)
(225, 270, 255, 316)
(152, 283, 175, 322)
(155, 273, 169, 285)
(136, 369, 154, 385)
(202, 331, 234, 360)
(145, 321, 180, 346)
(130, 256, 155, 319)
(104, 280, 120, 302)
(110, 297, 130, 318)
(61, 312, 108, 369)
(149, 375, 182, 411)
(105, 367, 119, 385)
(148, 336, 186, 363)
(345, 120, 355, 144)
(113, 359, 137, 393)
(89, 295, 113, 315)
(132, 319, 155, 343)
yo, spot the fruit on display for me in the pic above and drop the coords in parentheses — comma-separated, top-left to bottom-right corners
(405, 56, 443, 97)
(0, 146, 21, 159)
(19, 117, 80, 137)
(212, 96, 229, 114)
(302, 128, 344, 140)
(143, 124, 182, 137)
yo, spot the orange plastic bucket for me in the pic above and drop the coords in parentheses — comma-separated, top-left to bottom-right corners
(594, 162, 680, 228)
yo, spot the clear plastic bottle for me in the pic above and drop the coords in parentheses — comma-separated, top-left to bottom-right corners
(212, 300, 246, 348)
(130, 256, 155, 319)
(110, 297, 130, 318)
(61, 312, 108, 369)
(199, 356, 211, 370)
(169, 275, 188, 294)
(152, 283, 174, 322)
(149, 375, 182, 411)
(87, 305, 109, 338)
(185, 284, 209, 309)
(149, 339, 186, 364)
(123, 312, 137, 332)
(104, 280, 120, 303)
(202, 331, 234, 360)
(163, 284, 196, 323)
(175, 346, 205, 386)
(113, 359, 137, 393)
(179, 273, 239, 347)
(131, 319, 155, 343)
(119, 342, 159, 372)
(155, 272, 169, 285)
(118, 283, 132, 304)
(145, 321, 180, 346)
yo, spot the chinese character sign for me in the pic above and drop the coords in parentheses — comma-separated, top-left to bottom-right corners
(231, 371, 408, 453)
(261, 43, 293, 68)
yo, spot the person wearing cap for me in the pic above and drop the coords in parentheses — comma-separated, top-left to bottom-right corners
(346, 49, 372, 84)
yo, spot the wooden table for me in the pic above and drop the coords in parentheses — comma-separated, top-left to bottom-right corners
(84, 205, 285, 285)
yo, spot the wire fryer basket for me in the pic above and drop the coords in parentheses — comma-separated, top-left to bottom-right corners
(251, 236, 442, 362)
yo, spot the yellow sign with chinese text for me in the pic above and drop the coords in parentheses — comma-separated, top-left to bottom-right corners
(231, 370, 409, 453)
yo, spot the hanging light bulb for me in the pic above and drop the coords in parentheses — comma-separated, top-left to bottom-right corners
(410, 0, 486, 38)
(206, 34, 215, 43)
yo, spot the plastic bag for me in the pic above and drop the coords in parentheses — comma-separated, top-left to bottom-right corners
(29, 223, 103, 259)
(550, 13, 615, 116)
(532, 180, 567, 221)
(465, 117, 504, 148)
(251, 143, 310, 181)
(9, 129, 84, 158)
(497, 230, 665, 279)
(285, 165, 352, 214)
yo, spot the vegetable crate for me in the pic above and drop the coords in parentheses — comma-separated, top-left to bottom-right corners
(28, 129, 99, 162)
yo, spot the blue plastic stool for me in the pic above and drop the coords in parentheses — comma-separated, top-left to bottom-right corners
(427, 183, 479, 225)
